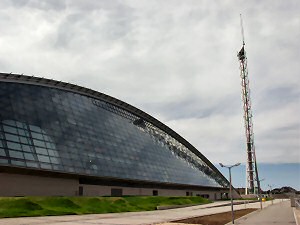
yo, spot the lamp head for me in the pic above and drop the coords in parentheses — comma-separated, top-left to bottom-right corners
(234, 163, 241, 167)
(219, 163, 224, 167)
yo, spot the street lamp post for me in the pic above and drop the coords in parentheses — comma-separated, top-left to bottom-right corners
(219, 162, 241, 224)
(268, 184, 273, 205)
(256, 178, 265, 209)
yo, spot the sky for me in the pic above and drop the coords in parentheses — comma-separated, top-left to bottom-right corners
(0, 0, 299, 190)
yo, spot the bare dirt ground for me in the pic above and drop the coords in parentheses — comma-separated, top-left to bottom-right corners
(171, 208, 257, 225)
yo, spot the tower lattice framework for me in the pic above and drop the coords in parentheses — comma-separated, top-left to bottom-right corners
(237, 15, 260, 195)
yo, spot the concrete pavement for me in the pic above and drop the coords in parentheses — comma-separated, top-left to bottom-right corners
(0, 199, 289, 225)
(229, 199, 296, 225)
(294, 208, 300, 225)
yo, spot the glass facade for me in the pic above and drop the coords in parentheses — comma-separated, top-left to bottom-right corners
(0, 81, 227, 188)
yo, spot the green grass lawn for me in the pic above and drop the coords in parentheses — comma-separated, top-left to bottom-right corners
(0, 196, 211, 218)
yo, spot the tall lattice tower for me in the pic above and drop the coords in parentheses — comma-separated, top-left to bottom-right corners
(237, 15, 261, 195)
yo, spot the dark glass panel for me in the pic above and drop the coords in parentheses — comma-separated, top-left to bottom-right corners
(40, 163, 52, 170)
(50, 157, 60, 164)
(11, 160, 26, 166)
(47, 149, 59, 157)
(8, 150, 24, 159)
(0, 82, 225, 188)
(0, 158, 8, 164)
(33, 139, 46, 148)
(5, 133, 20, 142)
(3, 125, 18, 134)
(0, 148, 6, 156)
(16, 121, 27, 129)
(31, 132, 44, 140)
(26, 161, 39, 168)
(21, 144, 34, 153)
(24, 153, 35, 160)
(7, 141, 22, 151)
(37, 155, 50, 163)
(3, 120, 16, 127)
(29, 125, 42, 133)
(17, 129, 26, 136)
(19, 136, 31, 145)
(35, 147, 48, 155)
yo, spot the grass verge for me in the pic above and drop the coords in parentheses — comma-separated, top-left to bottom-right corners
(0, 196, 211, 218)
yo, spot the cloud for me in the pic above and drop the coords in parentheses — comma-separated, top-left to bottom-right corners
(0, 0, 299, 166)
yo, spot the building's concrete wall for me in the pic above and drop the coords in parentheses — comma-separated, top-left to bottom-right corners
(80, 184, 111, 196)
(81, 184, 224, 200)
(0, 173, 78, 196)
(81, 184, 187, 197)
(0, 173, 227, 200)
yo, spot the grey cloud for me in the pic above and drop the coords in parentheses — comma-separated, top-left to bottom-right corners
(255, 85, 300, 112)
(0, 0, 29, 8)
(28, 0, 66, 11)
(141, 93, 242, 121)
(0, 0, 299, 165)
(0, 0, 66, 11)
(67, 0, 130, 12)
(259, 125, 299, 143)
(51, 3, 135, 50)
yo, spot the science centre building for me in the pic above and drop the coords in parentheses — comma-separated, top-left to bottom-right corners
(0, 73, 235, 199)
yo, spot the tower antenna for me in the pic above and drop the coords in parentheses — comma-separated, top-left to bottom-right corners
(237, 15, 261, 198)
(240, 14, 245, 46)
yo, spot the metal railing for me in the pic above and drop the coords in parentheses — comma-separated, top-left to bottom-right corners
(295, 198, 300, 209)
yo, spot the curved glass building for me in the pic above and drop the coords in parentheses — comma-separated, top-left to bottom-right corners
(0, 73, 230, 198)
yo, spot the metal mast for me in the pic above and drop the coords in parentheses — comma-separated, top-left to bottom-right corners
(237, 15, 260, 195)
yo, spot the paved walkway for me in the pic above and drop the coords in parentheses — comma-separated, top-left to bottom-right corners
(232, 200, 296, 225)
(0, 199, 292, 225)
(294, 208, 300, 225)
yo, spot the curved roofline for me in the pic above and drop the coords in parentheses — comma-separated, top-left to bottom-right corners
(0, 72, 228, 185)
